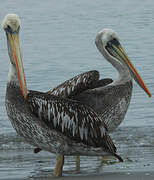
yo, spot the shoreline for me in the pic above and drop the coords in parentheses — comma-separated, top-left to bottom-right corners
(2, 171, 154, 180)
(61, 171, 154, 180)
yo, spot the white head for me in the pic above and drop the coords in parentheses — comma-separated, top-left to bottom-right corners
(95, 28, 151, 97)
(96, 28, 119, 48)
(2, 14, 21, 32)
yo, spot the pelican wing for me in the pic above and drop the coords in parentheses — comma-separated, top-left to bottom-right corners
(92, 78, 113, 89)
(47, 71, 99, 98)
(27, 90, 116, 153)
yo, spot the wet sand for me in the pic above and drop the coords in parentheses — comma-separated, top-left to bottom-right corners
(2, 171, 154, 180)
(50, 172, 154, 180)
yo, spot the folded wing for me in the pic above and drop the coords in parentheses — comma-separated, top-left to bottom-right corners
(27, 91, 116, 153)
(47, 70, 100, 98)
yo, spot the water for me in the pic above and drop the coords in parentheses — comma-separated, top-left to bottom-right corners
(0, 0, 154, 179)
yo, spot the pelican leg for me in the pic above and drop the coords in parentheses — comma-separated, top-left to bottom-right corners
(75, 156, 80, 172)
(53, 154, 64, 177)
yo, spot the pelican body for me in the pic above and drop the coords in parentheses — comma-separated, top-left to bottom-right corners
(49, 29, 151, 132)
(3, 14, 123, 177)
(45, 29, 151, 171)
(49, 71, 132, 132)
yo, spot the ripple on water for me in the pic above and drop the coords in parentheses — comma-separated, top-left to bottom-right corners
(0, 126, 154, 178)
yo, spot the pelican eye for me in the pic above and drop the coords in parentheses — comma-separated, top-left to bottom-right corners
(5, 25, 12, 32)
(105, 38, 120, 55)
(7, 25, 11, 29)
(109, 38, 120, 46)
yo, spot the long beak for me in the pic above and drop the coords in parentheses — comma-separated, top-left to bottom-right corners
(6, 31, 27, 99)
(109, 42, 151, 97)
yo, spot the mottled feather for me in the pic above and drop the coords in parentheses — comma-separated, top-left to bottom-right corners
(48, 70, 113, 99)
(34, 71, 113, 153)
(27, 90, 116, 153)
(48, 71, 100, 98)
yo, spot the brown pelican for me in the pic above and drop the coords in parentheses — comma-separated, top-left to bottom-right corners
(3, 14, 123, 177)
(47, 28, 152, 169)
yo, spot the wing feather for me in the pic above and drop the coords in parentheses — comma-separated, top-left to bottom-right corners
(27, 91, 116, 153)
(47, 70, 99, 98)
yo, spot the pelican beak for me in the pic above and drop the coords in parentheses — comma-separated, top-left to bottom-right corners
(6, 30, 27, 99)
(106, 39, 152, 97)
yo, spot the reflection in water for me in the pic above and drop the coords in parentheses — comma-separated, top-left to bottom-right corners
(0, 127, 154, 179)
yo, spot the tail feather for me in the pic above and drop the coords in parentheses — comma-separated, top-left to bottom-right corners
(114, 153, 123, 162)
(103, 132, 116, 153)
(103, 132, 123, 162)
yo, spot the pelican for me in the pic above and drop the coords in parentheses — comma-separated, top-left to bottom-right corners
(3, 14, 123, 177)
(49, 29, 151, 131)
(46, 29, 152, 168)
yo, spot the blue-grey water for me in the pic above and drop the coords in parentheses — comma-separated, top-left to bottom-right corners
(0, 0, 154, 179)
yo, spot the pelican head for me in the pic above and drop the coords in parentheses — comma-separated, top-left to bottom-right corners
(95, 28, 151, 97)
(2, 14, 21, 32)
(2, 14, 27, 98)
(96, 29, 119, 48)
